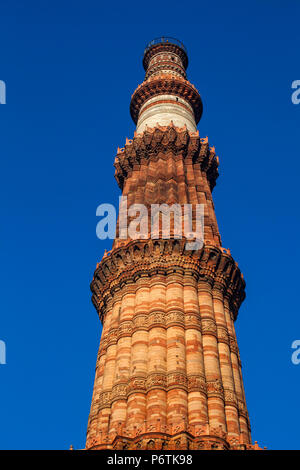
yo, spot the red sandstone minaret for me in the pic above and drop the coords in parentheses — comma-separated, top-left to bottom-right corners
(86, 38, 261, 450)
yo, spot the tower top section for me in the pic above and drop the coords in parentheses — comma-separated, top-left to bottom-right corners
(130, 36, 202, 133)
(144, 37, 187, 55)
(143, 37, 188, 76)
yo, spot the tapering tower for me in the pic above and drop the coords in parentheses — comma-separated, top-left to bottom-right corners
(86, 38, 260, 450)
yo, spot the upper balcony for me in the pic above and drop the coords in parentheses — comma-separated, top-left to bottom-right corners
(143, 37, 188, 70)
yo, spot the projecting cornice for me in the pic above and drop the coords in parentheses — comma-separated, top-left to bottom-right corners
(114, 123, 219, 191)
(130, 74, 203, 124)
(90, 239, 245, 324)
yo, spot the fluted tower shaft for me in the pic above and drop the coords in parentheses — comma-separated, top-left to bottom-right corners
(86, 38, 258, 451)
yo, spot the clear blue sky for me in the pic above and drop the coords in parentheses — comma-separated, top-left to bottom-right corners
(0, 0, 299, 450)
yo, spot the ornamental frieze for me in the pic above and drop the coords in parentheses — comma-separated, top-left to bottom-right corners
(165, 311, 185, 326)
(201, 318, 217, 336)
(111, 383, 128, 402)
(224, 388, 238, 407)
(132, 314, 148, 329)
(117, 321, 132, 337)
(209, 425, 227, 440)
(97, 373, 217, 403)
(101, 310, 205, 345)
(98, 391, 112, 410)
(171, 423, 187, 435)
(184, 313, 201, 328)
(146, 373, 167, 390)
(217, 326, 230, 344)
(206, 379, 225, 400)
(148, 311, 166, 326)
(99, 312, 191, 346)
(98, 312, 241, 360)
(167, 373, 188, 390)
(127, 376, 146, 394)
(187, 375, 207, 393)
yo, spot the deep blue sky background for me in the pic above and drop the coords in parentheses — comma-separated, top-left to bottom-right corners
(0, 0, 299, 450)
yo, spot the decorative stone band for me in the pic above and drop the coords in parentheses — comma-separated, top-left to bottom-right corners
(114, 123, 219, 190)
(86, 422, 260, 451)
(201, 318, 217, 336)
(224, 388, 239, 407)
(91, 239, 245, 323)
(95, 373, 231, 413)
(98, 311, 193, 354)
(96, 313, 241, 366)
(111, 383, 127, 403)
(206, 379, 225, 400)
(130, 74, 203, 125)
(136, 94, 196, 133)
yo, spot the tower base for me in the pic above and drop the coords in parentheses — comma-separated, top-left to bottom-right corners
(87, 424, 262, 450)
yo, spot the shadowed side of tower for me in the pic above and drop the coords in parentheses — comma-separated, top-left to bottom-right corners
(86, 38, 261, 451)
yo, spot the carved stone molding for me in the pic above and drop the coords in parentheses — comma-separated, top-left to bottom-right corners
(111, 383, 128, 403)
(224, 388, 238, 407)
(201, 318, 217, 337)
(127, 376, 146, 395)
(146, 373, 167, 390)
(217, 326, 230, 345)
(117, 321, 132, 338)
(206, 379, 225, 400)
(184, 313, 201, 329)
(187, 375, 207, 394)
(148, 311, 165, 327)
(165, 311, 185, 326)
(91, 240, 245, 324)
(98, 309, 239, 356)
(98, 391, 112, 410)
(97, 372, 213, 411)
(167, 372, 188, 390)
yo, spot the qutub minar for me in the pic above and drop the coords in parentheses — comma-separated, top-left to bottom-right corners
(85, 38, 262, 450)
